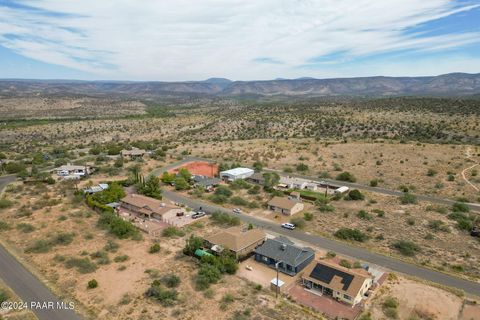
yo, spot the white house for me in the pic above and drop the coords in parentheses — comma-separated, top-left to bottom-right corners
(219, 167, 255, 181)
(55, 164, 91, 177)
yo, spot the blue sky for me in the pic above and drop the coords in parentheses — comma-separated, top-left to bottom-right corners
(0, 0, 479, 81)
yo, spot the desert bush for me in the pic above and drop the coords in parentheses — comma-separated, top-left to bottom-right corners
(16, 223, 35, 233)
(345, 189, 364, 201)
(146, 280, 178, 306)
(335, 171, 356, 182)
(149, 243, 161, 254)
(114, 255, 129, 263)
(356, 210, 373, 220)
(161, 274, 181, 288)
(87, 279, 98, 289)
(334, 228, 368, 242)
(162, 226, 185, 238)
(0, 198, 13, 209)
(290, 217, 305, 229)
(399, 192, 417, 204)
(210, 211, 240, 226)
(303, 212, 313, 221)
(393, 240, 420, 256)
(230, 196, 249, 206)
(65, 257, 97, 273)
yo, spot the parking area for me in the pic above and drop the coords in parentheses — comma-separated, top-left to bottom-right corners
(162, 210, 207, 227)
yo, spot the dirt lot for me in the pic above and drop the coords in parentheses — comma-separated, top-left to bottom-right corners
(366, 275, 480, 320)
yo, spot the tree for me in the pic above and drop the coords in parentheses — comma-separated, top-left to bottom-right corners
(174, 177, 190, 191)
(139, 175, 162, 199)
(183, 235, 204, 256)
(178, 168, 192, 181)
(214, 185, 232, 197)
(161, 172, 175, 184)
(262, 172, 280, 189)
(344, 189, 364, 201)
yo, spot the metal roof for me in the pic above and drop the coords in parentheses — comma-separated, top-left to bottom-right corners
(220, 167, 254, 176)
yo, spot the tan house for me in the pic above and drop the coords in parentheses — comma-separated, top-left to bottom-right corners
(301, 259, 373, 306)
(268, 196, 304, 215)
(204, 226, 266, 259)
(119, 194, 183, 220)
(121, 148, 147, 159)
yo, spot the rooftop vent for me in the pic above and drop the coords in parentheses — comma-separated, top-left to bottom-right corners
(280, 244, 287, 251)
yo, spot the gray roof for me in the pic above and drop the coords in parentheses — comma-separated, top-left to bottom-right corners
(193, 176, 221, 187)
(254, 236, 314, 267)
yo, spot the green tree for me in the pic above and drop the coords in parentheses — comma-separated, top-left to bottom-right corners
(178, 168, 192, 181)
(262, 172, 280, 189)
(174, 177, 190, 191)
(183, 235, 204, 256)
(139, 175, 162, 199)
(160, 172, 175, 184)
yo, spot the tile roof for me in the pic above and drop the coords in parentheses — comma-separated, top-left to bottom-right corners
(120, 194, 178, 216)
(205, 227, 266, 252)
(268, 196, 299, 210)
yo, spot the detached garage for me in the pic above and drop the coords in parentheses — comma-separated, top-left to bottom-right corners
(219, 167, 255, 181)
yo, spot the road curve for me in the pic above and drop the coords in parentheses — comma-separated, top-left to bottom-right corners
(162, 189, 480, 296)
(0, 176, 83, 320)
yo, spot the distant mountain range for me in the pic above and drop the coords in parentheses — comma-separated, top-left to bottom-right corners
(1, 73, 479, 98)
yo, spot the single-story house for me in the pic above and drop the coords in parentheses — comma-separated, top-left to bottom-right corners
(83, 183, 109, 194)
(268, 196, 304, 216)
(247, 172, 266, 185)
(55, 164, 92, 177)
(219, 167, 255, 181)
(254, 236, 315, 276)
(278, 176, 318, 191)
(121, 148, 147, 159)
(204, 226, 266, 259)
(119, 194, 183, 220)
(193, 176, 222, 191)
(301, 259, 373, 306)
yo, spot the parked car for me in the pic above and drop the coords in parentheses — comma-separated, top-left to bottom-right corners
(281, 223, 295, 230)
(192, 211, 206, 219)
(233, 208, 242, 214)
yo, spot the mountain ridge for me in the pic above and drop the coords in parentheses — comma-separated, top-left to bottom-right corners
(1, 72, 479, 97)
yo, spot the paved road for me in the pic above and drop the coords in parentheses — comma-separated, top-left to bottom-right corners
(263, 169, 480, 212)
(0, 176, 82, 320)
(156, 156, 480, 212)
(163, 190, 480, 296)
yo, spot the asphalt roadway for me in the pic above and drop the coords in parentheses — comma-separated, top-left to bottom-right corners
(162, 189, 480, 296)
(0, 176, 82, 320)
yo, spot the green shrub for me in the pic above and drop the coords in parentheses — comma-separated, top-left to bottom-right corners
(145, 281, 178, 306)
(210, 211, 240, 226)
(90, 250, 110, 265)
(114, 255, 129, 263)
(452, 202, 470, 213)
(183, 235, 203, 256)
(399, 193, 417, 204)
(214, 186, 232, 197)
(345, 189, 364, 201)
(334, 228, 369, 242)
(356, 210, 373, 220)
(0, 289, 9, 303)
(16, 223, 35, 233)
(369, 180, 378, 187)
(162, 226, 186, 238)
(393, 240, 420, 256)
(303, 212, 313, 221)
(149, 243, 161, 254)
(290, 217, 306, 229)
(339, 259, 351, 268)
(0, 221, 11, 231)
(65, 257, 97, 273)
(0, 198, 13, 209)
(87, 279, 98, 289)
(161, 274, 181, 288)
(230, 196, 249, 206)
(336, 171, 356, 182)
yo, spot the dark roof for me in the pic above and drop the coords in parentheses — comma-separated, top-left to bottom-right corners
(310, 263, 353, 291)
(193, 176, 221, 186)
(254, 236, 314, 267)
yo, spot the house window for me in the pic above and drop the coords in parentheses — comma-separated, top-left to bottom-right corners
(343, 294, 351, 300)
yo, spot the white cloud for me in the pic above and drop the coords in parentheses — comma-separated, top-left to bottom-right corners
(0, 0, 479, 80)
